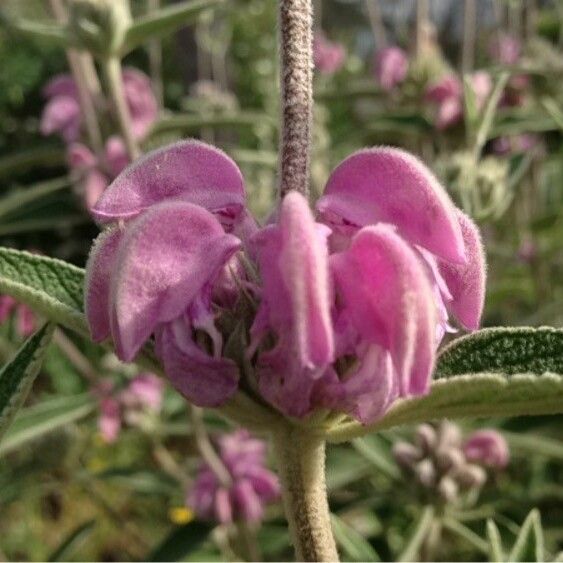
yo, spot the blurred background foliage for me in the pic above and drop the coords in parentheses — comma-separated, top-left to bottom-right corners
(0, 0, 562, 561)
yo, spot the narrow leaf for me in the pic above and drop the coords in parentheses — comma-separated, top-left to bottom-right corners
(0, 15, 71, 47)
(0, 248, 87, 335)
(509, 510, 544, 562)
(487, 519, 505, 562)
(436, 327, 563, 378)
(397, 506, 435, 562)
(48, 520, 96, 562)
(123, 0, 224, 54)
(0, 324, 54, 443)
(331, 513, 381, 562)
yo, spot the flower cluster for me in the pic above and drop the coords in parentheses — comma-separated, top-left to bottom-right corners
(40, 69, 157, 210)
(94, 373, 164, 443)
(313, 32, 346, 75)
(187, 430, 280, 524)
(374, 46, 409, 92)
(393, 422, 509, 503)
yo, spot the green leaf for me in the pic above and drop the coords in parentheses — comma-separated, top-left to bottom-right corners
(48, 520, 96, 562)
(508, 510, 544, 562)
(0, 146, 65, 179)
(0, 324, 54, 443)
(123, 0, 225, 54)
(149, 521, 214, 562)
(0, 248, 87, 335)
(0, 393, 95, 457)
(436, 327, 563, 378)
(397, 506, 435, 562)
(487, 519, 505, 562)
(351, 434, 400, 480)
(0, 15, 71, 48)
(331, 513, 380, 562)
(463, 75, 479, 136)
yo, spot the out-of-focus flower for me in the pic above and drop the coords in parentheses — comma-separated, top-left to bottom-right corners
(492, 134, 539, 156)
(313, 32, 346, 75)
(0, 295, 37, 337)
(393, 422, 508, 504)
(40, 68, 158, 143)
(94, 374, 163, 443)
(464, 430, 510, 469)
(374, 46, 409, 92)
(425, 72, 492, 130)
(488, 33, 522, 65)
(187, 430, 280, 524)
(517, 237, 537, 264)
(85, 140, 485, 424)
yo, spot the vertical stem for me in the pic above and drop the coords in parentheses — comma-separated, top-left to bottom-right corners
(461, 0, 476, 73)
(366, 0, 387, 49)
(103, 57, 141, 160)
(272, 425, 338, 562)
(278, 0, 313, 199)
(147, 0, 164, 107)
(415, 0, 430, 59)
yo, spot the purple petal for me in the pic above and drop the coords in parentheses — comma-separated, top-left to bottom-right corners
(122, 68, 158, 140)
(464, 430, 509, 468)
(104, 136, 129, 177)
(215, 488, 233, 524)
(43, 74, 78, 98)
(157, 322, 239, 407)
(98, 397, 122, 443)
(92, 140, 246, 225)
(40, 96, 81, 142)
(85, 227, 124, 342)
(317, 148, 466, 263)
(374, 46, 409, 91)
(232, 479, 263, 522)
(84, 169, 109, 211)
(244, 466, 280, 501)
(67, 143, 97, 170)
(110, 201, 241, 361)
(331, 225, 436, 396)
(439, 211, 486, 330)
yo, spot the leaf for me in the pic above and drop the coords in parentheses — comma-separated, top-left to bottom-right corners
(508, 510, 544, 562)
(149, 521, 214, 562)
(48, 520, 96, 562)
(0, 324, 54, 443)
(123, 0, 225, 54)
(442, 518, 489, 555)
(331, 513, 381, 562)
(351, 434, 400, 480)
(0, 393, 95, 457)
(487, 519, 505, 562)
(0, 146, 65, 179)
(0, 248, 87, 335)
(436, 327, 563, 378)
(397, 506, 435, 562)
(0, 14, 71, 48)
(463, 75, 479, 136)
(326, 447, 372, 489)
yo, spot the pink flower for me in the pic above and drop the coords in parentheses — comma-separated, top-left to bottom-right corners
(40, 68, 157, 143)
(120, 373, 164, 411)
(464, 430, 510, 468)
(492, 133, 539, 156)
(488, 33, 521, 65)
(85, 140, 486, 423)
(187, 430, 280, 524)
(0, 295, 36, 337)
(425, 72, 492, 130)
(374, 46, 409, 92)
(313, 32, 346, 75)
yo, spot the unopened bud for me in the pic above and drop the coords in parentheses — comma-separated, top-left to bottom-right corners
(437, 420, 462, 449)
(455, 463, 487, 489)
(435, 446, 465, 472)
(415, 424, 437, 454)
(437, 476, 459, 503)
(415, 459, 436, 488)
(393, 442, 422, 470)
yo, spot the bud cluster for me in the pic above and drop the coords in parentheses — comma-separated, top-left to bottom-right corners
(392, 421, 509, 505)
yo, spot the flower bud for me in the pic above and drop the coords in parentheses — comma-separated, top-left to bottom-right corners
(68, 0, 131, 56)
(435, 446, 465, 472)
(455, 463, 487, 489)
(415, 424, 437, 454)
(415, 459, 436, 488)
(393, 442, 422, 470)
(437, 420, 462, 449)
(463, 430, 510, 469)
(437, 475, 459, 503)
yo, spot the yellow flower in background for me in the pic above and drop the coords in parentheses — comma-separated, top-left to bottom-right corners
(168, 506, 195, 525)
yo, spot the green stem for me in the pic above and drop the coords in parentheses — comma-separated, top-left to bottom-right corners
(271, 424, 339, 562)
(103, 56, 141, 160)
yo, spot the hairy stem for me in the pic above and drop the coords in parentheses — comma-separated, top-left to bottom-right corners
(415, 0, 430, 59)
(278, 0, 313, 199)
(103, 56, 141, 160)
(461, 0, 476, 73)
(272, 425, 338, 562)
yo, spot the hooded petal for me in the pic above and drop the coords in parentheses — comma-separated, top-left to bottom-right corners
(232, 479, 263, 522)
(157, 322, 239, 407)
(375, 46, 409, 91)
(317, 148, 466, 263)
(439, 211, 486, 330)
(43, 74, 78, 98)
(40, 96, 81, 142)
(84, 169, 109, 211)
(122, 68, 158, 140)
(331, 224, 436, 396)
(92, 140, 246, 224)
(110, 201, 241, 361)
(85, 227, 124, 342)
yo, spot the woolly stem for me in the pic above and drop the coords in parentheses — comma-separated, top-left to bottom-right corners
(272, 425, 339, 562)
(461, 0, 476, 73)
(278, 0, 313, 199)
(102, 56, 141, 160)
(415, 0, 430, 59)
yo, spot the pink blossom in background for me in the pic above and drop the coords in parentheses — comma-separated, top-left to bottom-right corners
(517, 238, 537, 263)
(464, 429, 510, 468)
(0, 295, 36, 337)
(84, 140, 485, 424)
(120, 373, 164, 411)
(374, 46, 409, 91)
(488, 33, 522, 65)
(121, 69, 159, 140)
(313, 32, 346, 75)
(98, 396, 122, 443)
(187, 430, 280, 524)
(492, 133, 539, 156)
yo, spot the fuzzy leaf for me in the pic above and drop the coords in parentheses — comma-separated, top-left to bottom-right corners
(436, 327, 563, 377)
(487, 519, 505, 562)
(0, 248, 87, 335)
(509, 510, 544, 562)
(123, 0, 224, 54)
(331, 513, 381, 562)
(0, 324, 55, 443)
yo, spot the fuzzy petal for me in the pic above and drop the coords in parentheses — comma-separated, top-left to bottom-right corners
(439, 211, 486, 330)
(110, 201, 241, 361)
(85, 227, 124, 342)
(331, 224, 436, 396)
(232, 479, 263, 522)
(317, 148, 466, 263)
(157, 322, 239, 407)
(92, 140, 246, 224)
